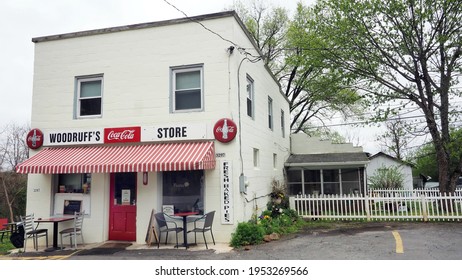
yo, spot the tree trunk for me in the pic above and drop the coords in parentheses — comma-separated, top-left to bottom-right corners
(1, 175, 15, 223)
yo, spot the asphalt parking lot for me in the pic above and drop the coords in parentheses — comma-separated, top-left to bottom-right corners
(3, 221, 462, 260)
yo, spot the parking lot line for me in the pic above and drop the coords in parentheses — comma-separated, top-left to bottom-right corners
(392, 230, 404, 254)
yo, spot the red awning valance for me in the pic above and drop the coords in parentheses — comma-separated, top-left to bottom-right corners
(16, 142, 216, 174)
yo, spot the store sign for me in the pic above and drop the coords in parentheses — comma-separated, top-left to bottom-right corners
(104, 126, 141, 144)
(39, 123, 206, 147)
(142, 123, 207, 142)
(26, 128, 44, 149)
(44, 128, 103, 146)
(214, 118, 237, 143)
(220, 160, 233, 224)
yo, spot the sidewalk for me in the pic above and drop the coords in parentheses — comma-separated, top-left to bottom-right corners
(1, 241, 234, 259)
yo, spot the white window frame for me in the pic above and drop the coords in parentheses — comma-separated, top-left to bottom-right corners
(268, 96, 273, 130)
(246, 75, 254, 119)
(171, 65, 204, 113)
(75, 76, 103, 119)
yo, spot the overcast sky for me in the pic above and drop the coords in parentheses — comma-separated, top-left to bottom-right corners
(0, 0, 385, 154)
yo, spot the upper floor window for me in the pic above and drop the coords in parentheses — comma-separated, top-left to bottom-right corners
(76, 76, 103, 118)
(281, 109, 286, 138)
(268, 97, 273, 130)
(253, 148, 259, 168)
(246, 75, 254, 119)
(172, 65, 203, 112)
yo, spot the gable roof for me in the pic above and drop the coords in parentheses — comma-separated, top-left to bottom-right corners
(368, 152, 412, 167)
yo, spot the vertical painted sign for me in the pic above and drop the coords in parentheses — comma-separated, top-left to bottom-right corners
(220, 160, 233, 224)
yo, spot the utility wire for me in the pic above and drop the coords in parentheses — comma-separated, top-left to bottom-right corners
(306, 111, 462, 129)
(162, 0, 263, 62)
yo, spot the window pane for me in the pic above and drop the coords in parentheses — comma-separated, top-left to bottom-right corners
(281, 110, 285, 137)
(246, 79, 253, 99)
(305, 183, 321, 195)
(80, 98, 101, 116)
(247, 98, 252, 117)
(246, 77, 253, 117)
(163, 170, 204, 214)
(175, 90, 201, 110)
(287, 183, 302, 195)
(343, 182, 361, 194)
(114, 173, 137, 205)
(287, 170, 302, 182)
(80, 80, 101, 98)
(54, 173, 91, 215)
(176, 71, 200, 90)
(323, 169, 339, 182)
(342, 168, 359, 181)
(253, 148, 259, 167)
(304, 170, 320, 182)
(268, 97, 273, 129)
(324, 183, 340, 194)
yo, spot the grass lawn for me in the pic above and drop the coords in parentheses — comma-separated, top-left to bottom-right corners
(0, 239, 15, 255)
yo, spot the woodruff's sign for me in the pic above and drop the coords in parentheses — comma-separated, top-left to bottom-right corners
(40, 123, 207, 146)
(44, 129, 103, 146)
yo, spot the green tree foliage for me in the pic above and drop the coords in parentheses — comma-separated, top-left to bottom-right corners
(413, 143, 438, 181)
(232, 1, 364, 133)
(413, 128, 462, 186)
(311, 0, 462, 193)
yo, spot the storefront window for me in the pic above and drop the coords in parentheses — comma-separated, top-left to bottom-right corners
(162, 170, 204, 214)
(53, 173, 91, 215)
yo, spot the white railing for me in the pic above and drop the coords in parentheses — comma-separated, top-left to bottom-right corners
(289, 189, 462, 221)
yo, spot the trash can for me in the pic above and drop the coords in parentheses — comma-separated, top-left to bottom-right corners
(9, 223, 24, 248)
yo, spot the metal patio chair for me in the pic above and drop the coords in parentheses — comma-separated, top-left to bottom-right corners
(59, 211, 85, 249)
(154, 212, 183, 248)
(187, 210, 216, 249)
(20, 213, 48, 251)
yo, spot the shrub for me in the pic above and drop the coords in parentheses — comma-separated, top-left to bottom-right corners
(368, 165, 405, 189)
(229, 179, 305, 248)
(230, 221, 265, 248)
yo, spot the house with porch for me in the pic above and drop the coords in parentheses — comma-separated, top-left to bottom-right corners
(285, 133, 370, 196)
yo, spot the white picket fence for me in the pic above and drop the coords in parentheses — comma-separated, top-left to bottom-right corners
(289, 189, 462, 221)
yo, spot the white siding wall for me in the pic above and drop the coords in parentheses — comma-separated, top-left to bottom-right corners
(27, 14, 290, 245)
(366, 155, 413, 190)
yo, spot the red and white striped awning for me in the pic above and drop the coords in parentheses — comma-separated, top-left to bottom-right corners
(16, 142, 216, 174)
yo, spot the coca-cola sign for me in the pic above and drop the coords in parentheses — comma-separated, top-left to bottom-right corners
(104, 127, 141, 144)
(214, 118, 237, 143)
(26, 128, 44, 149)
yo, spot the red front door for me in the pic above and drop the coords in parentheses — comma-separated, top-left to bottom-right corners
(109, 173, 137, 241)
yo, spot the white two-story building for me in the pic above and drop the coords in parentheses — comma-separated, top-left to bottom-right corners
(16, 11, 290, 247)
